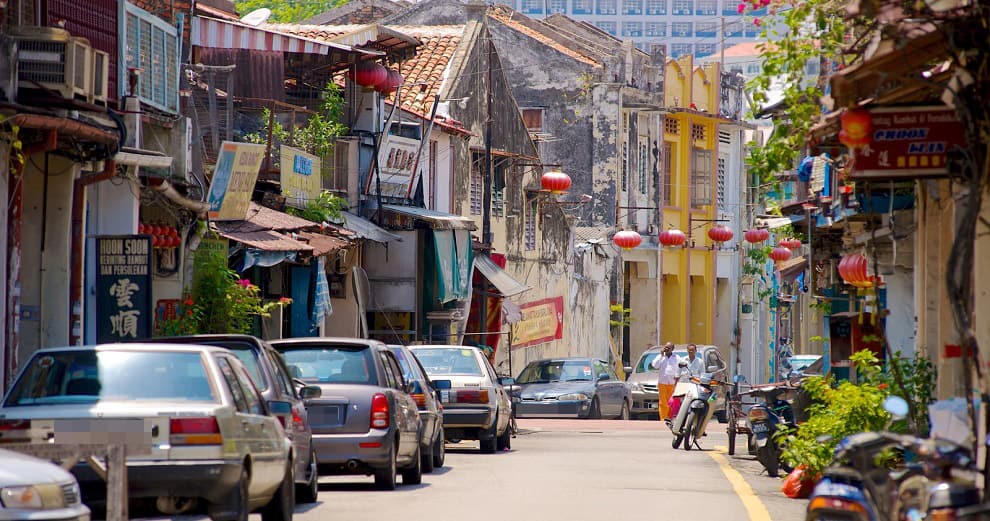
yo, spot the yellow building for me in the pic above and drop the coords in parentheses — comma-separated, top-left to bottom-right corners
(659, 57, 724, 345)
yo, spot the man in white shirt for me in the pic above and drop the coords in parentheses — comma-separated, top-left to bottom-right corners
(650, 342, 681, 421)
(685, 343, 706, 377)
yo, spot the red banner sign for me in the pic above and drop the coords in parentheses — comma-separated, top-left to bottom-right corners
(851, 107, 967, 179)
(510, 297, 564, 349)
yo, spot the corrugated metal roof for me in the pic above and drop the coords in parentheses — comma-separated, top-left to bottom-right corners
(383, 204, 475, 230)
(215, 228, 315, 252)
(475, 254, 529, 297)
(298, 231, 350, 256)
(192, 15, 360, 55)
(339, 212, 402, 243)
(239, 203, 318, 231)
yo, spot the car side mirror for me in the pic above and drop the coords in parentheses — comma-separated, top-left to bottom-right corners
(432, 379, 452, 390)
(268, 400, 292, 416)
(498, 377, 515, 386)
(404, 381, 416, 394)
(623, 366, 633, 376)
(597, 373, 609, 381)
(299, 385, 321, 400)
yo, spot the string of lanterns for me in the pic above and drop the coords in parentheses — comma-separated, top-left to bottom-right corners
(139, 223, 181, 249)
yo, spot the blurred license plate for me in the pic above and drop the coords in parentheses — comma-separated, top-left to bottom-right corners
(751, 423, 769, 434)
(311, 406, 343, 426)
(646, 403, 657, 408)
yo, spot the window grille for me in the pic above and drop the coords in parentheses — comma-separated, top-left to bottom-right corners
(717, 155, 726, 211)
(548, 0, 567, 12)
(493, 189, 504, 218)
(124, 2, 178, 113)
(664, 118, 679, 135)
(671, 44, 692, 58)
(525, 201, 537, 251)
(696, 0, 715, 14)
(662, 142, 673, 205)
(691, 124, 706, 142)
(690, 148, 713, 208)
(470, 153, 483, 215)
(596, 0, 617, 14)
(622, 0, 643, 14)
(672, 22, 692, 37)
(639, 143, 648, 194)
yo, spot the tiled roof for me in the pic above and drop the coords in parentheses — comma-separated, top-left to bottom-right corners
(488, 6, 601, 66)
(721, 42, 777, 58)
(263, 24, 361, 40)
(238, 202, 319, 231)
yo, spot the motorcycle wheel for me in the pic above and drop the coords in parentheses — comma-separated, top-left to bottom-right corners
(727, 421, 737, 456)
(683, 411, 695, 451)
(758, 445, 779, 477)
(672, 435, 683, 449)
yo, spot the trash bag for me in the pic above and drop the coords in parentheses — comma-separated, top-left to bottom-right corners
(668, 395, 682, 418)
(782, 465, 817, 499)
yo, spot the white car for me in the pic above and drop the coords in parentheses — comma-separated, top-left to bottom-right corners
(0, 344, 294, 521)
(409, 346, 512, 454)
(0, 448, 90, 521)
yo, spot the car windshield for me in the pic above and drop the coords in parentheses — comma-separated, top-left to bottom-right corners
(410, 348, 483, 376)
(277, 345, 375, 385)
(4, 350, 217, 406)
(635, 351, 686, 372)
(517, 360, 595, 383)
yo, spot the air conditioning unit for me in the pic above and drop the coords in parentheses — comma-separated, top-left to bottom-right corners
(91, 48, 109, 106)
(11, 27, 92, 102)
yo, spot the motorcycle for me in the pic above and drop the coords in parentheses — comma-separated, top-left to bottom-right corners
(670, 366, 724, 451)
(745, 383, 796, 477)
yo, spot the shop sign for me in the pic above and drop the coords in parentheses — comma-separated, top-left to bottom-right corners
(207, 142, 265, 220)
(852, 107, 967, 179)
(511, 297, 564, 349)
(280, 146, 322, 209)
(365, 135, 421, 198)
(96, 235, 152, 342)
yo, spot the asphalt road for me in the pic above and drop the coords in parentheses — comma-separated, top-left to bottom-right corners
(136, 418, 808, 521)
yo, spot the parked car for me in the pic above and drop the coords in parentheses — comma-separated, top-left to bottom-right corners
(270, 338, 423, 490)
(788, 354, 823, 375)
(387, 345, 445, 472)
(408, 345, 512, 454)
(624, 344, 728, 421)
(508, 357, 631, 419)
(0, 448, 90, 521)
(145, 334, 322, 503)
(0, 344, 294, 521)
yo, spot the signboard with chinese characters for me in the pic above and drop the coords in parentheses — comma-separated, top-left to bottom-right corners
(510, 296, 564, 349)
(280, 146, 322, 209)
(852, 107, 968, 179)
(365, 135, 421, 198)
(207, 142, 265, 220)
(96, 236, 152, 342)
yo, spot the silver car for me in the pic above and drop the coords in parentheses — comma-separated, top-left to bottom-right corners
(0, 344, 293, 521)
(625, 344, 727, 420)
(0, 449, 89, 521)
(510, 358, 631, 419)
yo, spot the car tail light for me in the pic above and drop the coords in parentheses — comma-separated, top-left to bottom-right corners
(455, 389, 490, 404)
(411, 393, 427, 408)
(170, 417, 222, 445)
(930, 509, 956, 521)
(808, 497, 868, 515)
(371, 393, 389, 429)
(292, 407, 305, 432)
(0, 420, 30, 431)
(748, 408, 769, 422)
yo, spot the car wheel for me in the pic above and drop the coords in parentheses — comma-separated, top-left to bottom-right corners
(496, 422, 511, 451)
(261, 462, 294, 521)
(209, 466, 249, 521)
(682, 411, 695, 451)
(587, 397, 602, 419)
(401, 443, 423, 485)
(617, 401, 630, 420)
(421, 434, 436, 474)
(432, 427, 446, 469)
(480, 418, 498, 454)
(374, 445, 397, 491)
(296, 449, 319, 504)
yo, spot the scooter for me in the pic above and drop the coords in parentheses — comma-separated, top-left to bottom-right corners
(670, 368, 723, 451)
(746, 384, 796, 477)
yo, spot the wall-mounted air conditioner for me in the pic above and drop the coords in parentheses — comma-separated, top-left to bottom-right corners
(91, 48, 109, 106)
(11, 27, 92, 102)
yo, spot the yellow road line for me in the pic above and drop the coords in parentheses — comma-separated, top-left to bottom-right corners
(708, 446, 773, 521)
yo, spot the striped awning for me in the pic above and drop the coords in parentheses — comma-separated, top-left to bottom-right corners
(191, 16, 354, 55)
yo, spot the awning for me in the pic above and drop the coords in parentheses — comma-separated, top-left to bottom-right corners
(339, 211, 402, 243)
(756, 215, 805, 229)
(191, 15, 357, 55)
(779, 256, 807, 282)
(474, 254, 529, 297)
(114, 147, 173, 169)
(212, 202, 319, 252)
(383, 204, 476, 230)
(328, 24, 420, 55)
(297, 231, 349, 256)
(216, 228, 315, 252)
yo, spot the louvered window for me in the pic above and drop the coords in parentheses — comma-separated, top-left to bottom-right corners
(662, 142, 673, 205)
(691, 124, 706, 142)
(124, 2, 178, 113)
(717, 155, 727, 211)
(691, 148, 713, 208)
(470, 152, 483, 215)
(664, 118, 679, 135)
(525, 201, 537, 251)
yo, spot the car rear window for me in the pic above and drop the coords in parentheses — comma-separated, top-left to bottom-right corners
(4, 350, 217, 405)
(410, 348, 483, 376)
(387, 347, 420, 383)
(277, 345, 375, 385)
(635, 351, 687, 373)
(192, 340, 267, 392)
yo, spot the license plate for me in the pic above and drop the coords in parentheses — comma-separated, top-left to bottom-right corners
(441, 390, 450, 403)
(751, 423, 769, 434)
(646, 402, 657, 408)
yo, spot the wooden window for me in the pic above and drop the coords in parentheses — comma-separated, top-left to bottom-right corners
(525, 200, 537, 251)
(662, 142, 673, 205)
(664, 118, 679, 135)
(521, 108, 543, 132)
(470, 152, 483, 215)
(691, 123, 706, 142)
(690, 148, 713, 208)
(428, 140, 438, 209)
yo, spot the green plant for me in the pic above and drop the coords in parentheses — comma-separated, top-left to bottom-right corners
(809, 335, 826, 343)
(779, 350, 895, 476)
(286, 190, 347, 224)
(609, 304, 632, 329)
(881, 352, 937, 437)
(244, 83, 348, 162)
(809, 299, 832, 314)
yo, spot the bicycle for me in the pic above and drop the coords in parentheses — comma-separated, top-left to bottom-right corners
(725, 381, 753, 456)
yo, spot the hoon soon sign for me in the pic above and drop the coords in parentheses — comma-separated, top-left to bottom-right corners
(851, 107, 968, 180)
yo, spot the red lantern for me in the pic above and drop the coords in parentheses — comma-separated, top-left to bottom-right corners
(138, 223, 146, 234)
(744, 228, 769, 244)
(613, 230, 644, 250)
(375, 69, 403, 94)
(780, 238, 801, 249)
(839, 253, 873, 287)
(707, 225, 733, 243)
(171, 236, 181, 248)
(658, 228, 687, 247)
(769, 247, 792, 263)
(839, 108, 872, 149)
(169, 226, 179, 237)
(351, 61, 388, 88)
(541, 171, 572, 194)
(152, 235, 161, 248)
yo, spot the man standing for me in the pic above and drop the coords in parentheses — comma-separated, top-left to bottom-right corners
(685, 343, 706, 377)
(650, 342, 681, 421)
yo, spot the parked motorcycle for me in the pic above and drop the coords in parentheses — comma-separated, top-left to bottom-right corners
(670, 368, 724, 451)
(745, 384, 796, 477)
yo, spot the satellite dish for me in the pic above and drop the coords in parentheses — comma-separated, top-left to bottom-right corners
(240, 8, 271, 26)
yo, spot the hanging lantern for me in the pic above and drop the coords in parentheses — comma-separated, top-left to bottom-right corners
(744, 228, 769, 244)
(658, 228, 687, 247)
(138, 223, 146, 234)
(351, 61, 388, 88)
(839, 108, 872, 149)
(375, 69, 403, 94)
(838, 253, 873, 288)
(707, 225, 734, 244)
(541, 171, 572, 194)
(769, 246, 792, 263)
(613, 230, 643, 250)
(779, 238, 801, 250)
